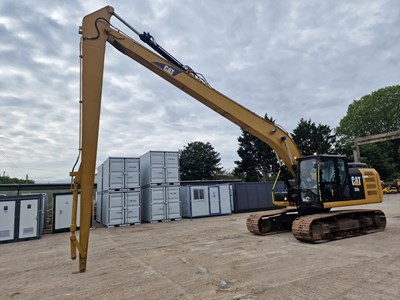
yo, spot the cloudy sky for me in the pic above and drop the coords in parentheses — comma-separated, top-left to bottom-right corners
(0, 0, 399, 182)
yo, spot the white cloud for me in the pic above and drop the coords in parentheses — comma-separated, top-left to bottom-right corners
(0, 0, 399, 182)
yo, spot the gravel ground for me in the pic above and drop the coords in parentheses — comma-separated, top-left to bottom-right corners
(1, 194, 399, 300)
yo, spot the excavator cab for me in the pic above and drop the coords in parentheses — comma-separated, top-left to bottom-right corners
(251, 154, 385, 238)
(296, 155, 351, 212)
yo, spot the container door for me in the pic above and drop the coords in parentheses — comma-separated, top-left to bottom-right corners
(179, 187, 190, 217)
(55, 194, 81, 231)
(166, 167, 179, 183)
(190, 187, 209, 217)
(151, 187, 165, 221)
(151, 152, 165, 167)
(108, 193, 124, 225)
(125, 158, 140, 188)
(150, 152, 165, 183)
(164, 152, 179, 167)
(166, 187, 180, 219)
(125, 192, 140, 224)
(209, 186, 221, 214)
(165, 152, 179, 183)
(219, 185, 232, 214)
(150, 168, 164, 183)
(19, 199, 38, 239)
(229, 184, 234, 212)
(0, 201, 15, 241)
(109, 158, 124, 189)
(95, 193, 102, 223)
(110, 158, 124, 172)
(109, 173, 124, 190)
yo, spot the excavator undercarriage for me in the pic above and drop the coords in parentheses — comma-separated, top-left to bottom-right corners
(247, 209, 386, 243)
(246, 208, 299, 235)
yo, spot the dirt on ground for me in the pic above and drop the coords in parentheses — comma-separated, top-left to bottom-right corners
(1, 194, 399, 300)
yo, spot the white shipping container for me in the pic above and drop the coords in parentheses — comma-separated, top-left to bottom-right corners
(140, 151, 180, 186)
(141, 186, 181, 222)
(180, 185, 232, 218)
(100, 157, 140, 192)
(140, 152, 164, 185)
(101, 191, 140, 227)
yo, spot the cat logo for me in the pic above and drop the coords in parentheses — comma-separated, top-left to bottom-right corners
(351, 176, 362, 186)
(163, 65, 175, 75)
(153, 62, 182, 77)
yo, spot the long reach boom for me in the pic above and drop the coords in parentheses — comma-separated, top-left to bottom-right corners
(70, 6, 301, 272)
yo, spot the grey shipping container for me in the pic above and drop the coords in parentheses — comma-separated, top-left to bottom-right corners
(52, 193, 81, 233)
(141, 186, 181, 222)
(180, 185, 232, 218)
(99, 157, 140, 191)
(231, 181, 285, 213)
(140, 151, 179, 186)
(101, 191, 140, 227)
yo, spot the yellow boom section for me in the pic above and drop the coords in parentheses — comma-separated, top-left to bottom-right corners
(70, 6, 301, 272)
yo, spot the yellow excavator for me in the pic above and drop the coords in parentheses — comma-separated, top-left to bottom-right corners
(70, 6, 386, 272)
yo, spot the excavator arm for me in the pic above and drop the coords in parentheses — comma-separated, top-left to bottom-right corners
(70, 6, 300, 272)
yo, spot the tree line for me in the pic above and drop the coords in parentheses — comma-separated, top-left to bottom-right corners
(0, 175, 34, 184)
(179, 85, 400, 182)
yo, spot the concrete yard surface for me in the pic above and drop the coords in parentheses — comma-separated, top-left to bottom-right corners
(1, 194, 399, 300)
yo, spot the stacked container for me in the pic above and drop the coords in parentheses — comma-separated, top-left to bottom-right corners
(140, 151, 180, 185)
(140, 151, 181, 222)
(96, 157, 141, 227)
(180, 184, 232, 218)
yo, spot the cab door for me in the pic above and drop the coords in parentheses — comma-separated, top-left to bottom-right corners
(319, 157, 350, 202)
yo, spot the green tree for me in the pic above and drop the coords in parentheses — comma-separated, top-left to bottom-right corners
(337, 85, 400, 139)
(233, 114, 278, 182)
(179, 141, 222, 180)
(355, 142, 400, 180)
(292, 118, 336, 156)
(336, 85, 400, 180)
